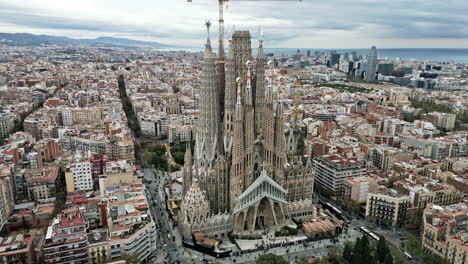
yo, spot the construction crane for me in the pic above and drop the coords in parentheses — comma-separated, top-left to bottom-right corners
(164, 144, 176, 196)
(187, 0, 303, 58)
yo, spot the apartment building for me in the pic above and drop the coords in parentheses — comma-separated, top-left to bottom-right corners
(394, 176, 464, 210)
(0, 234, 34, 264)
(0, 173, 13, 231)
(103, 183, 157, 262)
(313, 154, 367, 195)
(65, 155, 93, 193)
(0, 113, 15, 138)
(422, 202, 468, 264)
(43, 207, 89, 264)
(371, 145, 414, 172)
(429, 134, 468, 161)
(423, 112, 456, 131)
(365, 189, 410, 227)
(343, 175, 380, 204)
(25, 166, 60, 201)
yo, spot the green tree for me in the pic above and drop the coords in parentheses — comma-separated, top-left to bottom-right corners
(384, 253, 393, 264)
(343, 242, 353, 262)
(360, 235, 372, 263)
(122, 254, 141, 264)
(405, 233, 422, 256)
(377, 236, 390, 263)
(406, 210, 423, 230)
(172, 151, 185, 165)
(315, 259, 330, 264)
(351, 237, 362, 264)
(256, 253, 288, 264)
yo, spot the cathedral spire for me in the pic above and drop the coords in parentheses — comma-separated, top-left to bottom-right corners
(205, 20, 212, 48)
(255, 38, 266, 135)
(223, 39, 236, 154)
(273, 76, 286, 182)
(224, 40, 236, 112)
(245, 61, 253, 106)
(195, 22, 221, 164)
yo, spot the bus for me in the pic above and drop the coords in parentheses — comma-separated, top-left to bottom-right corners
(358, 226, 380, 241)
(404, 251, 413, 260)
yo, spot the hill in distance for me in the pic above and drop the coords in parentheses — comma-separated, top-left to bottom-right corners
(0, 33, 170, 48)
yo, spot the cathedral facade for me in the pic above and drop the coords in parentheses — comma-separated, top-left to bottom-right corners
(179, 30, 314, 239)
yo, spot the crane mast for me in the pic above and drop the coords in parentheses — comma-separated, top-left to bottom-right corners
(218, 0, 225, 60)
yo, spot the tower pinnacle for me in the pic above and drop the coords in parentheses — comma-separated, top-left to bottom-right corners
(205, 20, 212, 46)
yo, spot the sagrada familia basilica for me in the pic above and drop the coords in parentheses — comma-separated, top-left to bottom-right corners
(178, 26, 316, 240)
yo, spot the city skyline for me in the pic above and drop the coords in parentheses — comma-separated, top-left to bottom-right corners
(1, 0, 468, 49)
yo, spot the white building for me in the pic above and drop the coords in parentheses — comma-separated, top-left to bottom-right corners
(105, 183, 157, 262)
(313, 154, 367, 195)
(65, 155, 94, 192)
(168, 125, 193, 143)
(61, 109, 73, 126)
(0, 113, 15, 138)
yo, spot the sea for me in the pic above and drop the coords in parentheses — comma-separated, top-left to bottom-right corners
(166, 47, 468, 63)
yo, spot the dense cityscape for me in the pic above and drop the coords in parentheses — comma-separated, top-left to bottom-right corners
(0, 1, 467, 264)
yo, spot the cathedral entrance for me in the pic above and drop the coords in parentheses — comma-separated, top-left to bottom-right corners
(255, 216, 265, 230)
(232, 169, 289, 234)
(254, 197, 275, 230)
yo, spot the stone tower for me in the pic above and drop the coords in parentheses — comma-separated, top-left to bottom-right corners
(181, 29, 315, 238)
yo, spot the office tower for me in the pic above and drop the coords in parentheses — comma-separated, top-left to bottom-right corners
(329, 53, 340, 67)
(366, 46, 378, 81)
(343, 52, 349, 61)
(378, 63, 394, 76)
(307, 50, 311, 57)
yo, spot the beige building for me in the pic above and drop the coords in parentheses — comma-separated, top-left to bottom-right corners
(343, 175, 380, 204)
(394, 177, 464, 210)
(0, 173, 14, 231)
(422, 202, 468, 264)
(25, 166, 60, 201)
(88, 229, 109, 264)
(371, 145, 414, 172)
(425, 112, 456, 131)
(365, 190, 409, 227)
(72, 107, 103, 124)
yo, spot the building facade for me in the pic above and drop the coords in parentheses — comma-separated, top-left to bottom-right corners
(422, 202, 468, 264)
(365, 46, 377, 81)
(43, 207, 89, 264)
(343, 175, 379, 204)
(0, 113, 15, 138)
(365, 190, 409, 227)
(313, 154, 366, 196)
(180, 30, 314, 239)
(65, 155, 93, 193)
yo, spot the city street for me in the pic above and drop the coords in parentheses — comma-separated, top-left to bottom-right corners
(144, 168, 190, 264)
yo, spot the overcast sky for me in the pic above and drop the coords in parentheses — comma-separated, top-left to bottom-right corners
(1, 0, 467, 49)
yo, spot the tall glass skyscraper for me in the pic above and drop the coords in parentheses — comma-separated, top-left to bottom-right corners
(366, 46, 377, 81)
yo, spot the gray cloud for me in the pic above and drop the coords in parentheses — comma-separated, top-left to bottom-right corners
(0, 0, 467, 48)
